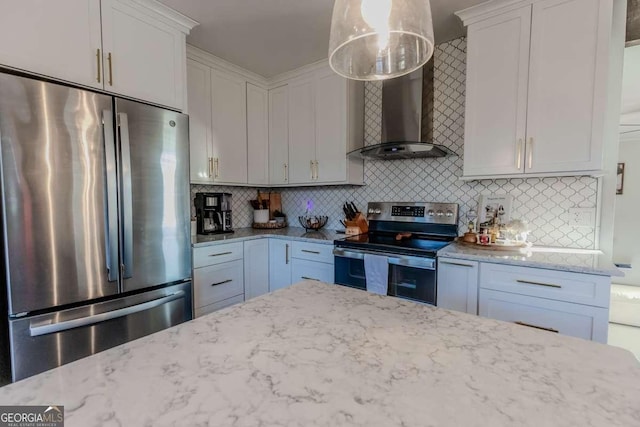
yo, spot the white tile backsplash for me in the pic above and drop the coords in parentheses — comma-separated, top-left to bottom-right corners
(191, 37, 598, 249)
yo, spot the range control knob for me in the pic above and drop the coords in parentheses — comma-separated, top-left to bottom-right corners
(446, 210, 454, 217)
(436, 210, 444, 217)
(427, 210, 435, 216)
(375, 208, 382, 214)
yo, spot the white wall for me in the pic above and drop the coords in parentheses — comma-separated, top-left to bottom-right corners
(613, 137, 640, 285)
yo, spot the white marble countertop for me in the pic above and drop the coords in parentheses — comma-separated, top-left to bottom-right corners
(193, 227, 343, 247)
(439, 242, 623, 276)
(1, 281, 639, 426)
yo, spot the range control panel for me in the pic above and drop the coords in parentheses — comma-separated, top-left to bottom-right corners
(366, 202, 459, 225)
(391, 205, 425, 217)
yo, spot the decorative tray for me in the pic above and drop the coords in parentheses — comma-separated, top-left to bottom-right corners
(456, 239, 531, 251)
(252, 222, 288, 229)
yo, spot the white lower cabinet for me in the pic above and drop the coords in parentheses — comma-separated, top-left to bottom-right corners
(193, 243, 245, 317)
(479, 289, 609, 343)
(193, 238, 335, 315)
(269, 239, 293, 292)
(244, 239, 269, 299)
(437, 258, 479, 315)
(292, 259, 334, 284)
(478, 262, 610, 343)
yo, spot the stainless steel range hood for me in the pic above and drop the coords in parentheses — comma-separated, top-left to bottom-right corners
(349, 60, 454, 160)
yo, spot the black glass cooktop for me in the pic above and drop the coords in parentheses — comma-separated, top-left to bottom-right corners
(334, 232, 453, 257)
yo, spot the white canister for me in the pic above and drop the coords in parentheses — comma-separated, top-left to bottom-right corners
(253, 209, 270, 223)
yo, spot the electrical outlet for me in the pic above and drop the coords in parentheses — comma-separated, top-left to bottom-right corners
(567, 207, 596, 228)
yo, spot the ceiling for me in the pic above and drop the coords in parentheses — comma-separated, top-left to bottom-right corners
(159, 0, 484, 78)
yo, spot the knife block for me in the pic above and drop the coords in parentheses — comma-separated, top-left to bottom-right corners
(345, 213, 368, 235)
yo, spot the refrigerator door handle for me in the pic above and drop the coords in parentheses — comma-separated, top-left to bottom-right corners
(102, 110, 119, 283)
(117, 112, 133, 279)
(29, 291, 185, 337)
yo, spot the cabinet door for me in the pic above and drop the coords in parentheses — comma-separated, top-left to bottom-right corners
(269, 85, 290, 185)
(437, 259, 479, 314)
(525, 0, 607, 173)
(314, 69, 348, 183)
(269, 239, 292, 291)
(210, 68, 248, 184)
(247, 83, 269, 186)
(187, 59, 213, 183)
(0, 0, 103, 90)
(244, 239, 270, 300)
(292, 259, 335, 284)
(288, 76, 316, 184)
(479, 289, 609, 343)
(101, 0, 184, 109)
(463, 7, 531, 177)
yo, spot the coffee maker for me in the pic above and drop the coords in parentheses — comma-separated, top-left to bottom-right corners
(194, 193, 233, 234)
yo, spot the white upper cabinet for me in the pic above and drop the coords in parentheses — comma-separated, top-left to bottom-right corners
(314, 69, 348, 183)
(269, 85, 290, 185)
(247, 83, 269, 186)
(458, 0, 616, 178)
(101, 0, 187, 110)
(0, 0, 195, 110)
(0, 0, 103, 89)
(281, 64, 364, 186)
(187, 59, 212, 183)
(288, 75, 317, 184)
(463, 7, 531, 177)
(210, 68, 248, 184)
(525, 0, 607, 173)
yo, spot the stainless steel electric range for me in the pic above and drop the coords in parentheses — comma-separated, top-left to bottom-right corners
(333, 202, 459, 305)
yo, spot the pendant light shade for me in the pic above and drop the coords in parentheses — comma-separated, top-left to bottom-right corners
(328, 0, 435, 81)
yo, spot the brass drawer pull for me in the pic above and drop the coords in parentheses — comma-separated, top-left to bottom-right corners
(107, 52, 113, 86)
(441, 261, 474, 268)
(209, 251, 232, 257)
(516, 279, 561, 289)
(301, 249, 321, 255)
(515, 321, 559, 333)
(96, 48, 101, 83)
(211, 279, 232, 287)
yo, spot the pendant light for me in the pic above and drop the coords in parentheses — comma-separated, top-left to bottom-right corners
(328, 0, 435, 81)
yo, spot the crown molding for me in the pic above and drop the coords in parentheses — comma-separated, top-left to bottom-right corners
(267, 59, 330, 87)
(187, 45, 269, 87)
(455, 0, 532, 26)
(131, 0, 199, 33)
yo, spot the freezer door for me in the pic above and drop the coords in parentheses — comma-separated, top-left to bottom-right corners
(0, 73, 119, 315)
(115, 99, 191, 292)
(8, 281, 192, 382)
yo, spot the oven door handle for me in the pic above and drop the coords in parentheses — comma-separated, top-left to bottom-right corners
(333, 248, 435, 270)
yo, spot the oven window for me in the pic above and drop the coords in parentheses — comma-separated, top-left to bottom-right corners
(334, 256, 367, 290)
(388, 264, 436, 305)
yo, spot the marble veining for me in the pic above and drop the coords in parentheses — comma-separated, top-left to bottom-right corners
(193, 227, 342, 247)
(439, 242, 623, 276)
(1, 281, 638, 426)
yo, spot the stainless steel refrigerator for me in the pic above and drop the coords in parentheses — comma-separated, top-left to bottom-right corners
(0, 72, 193, 383)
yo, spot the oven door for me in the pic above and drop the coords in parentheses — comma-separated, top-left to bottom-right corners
(333, 248, 437, 305)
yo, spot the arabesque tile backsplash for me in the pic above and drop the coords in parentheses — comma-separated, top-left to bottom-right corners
(191, 37, 599, 249)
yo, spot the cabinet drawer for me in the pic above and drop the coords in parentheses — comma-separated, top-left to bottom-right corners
(193, 242, 243, 268)
(479, 263, 610, 308)
(195, 294, 244, 318)
(194, 260, 244, 308)
(291, 241, 334, 264)
(479, 289, 608, 342)
(292, 259, 335, 284)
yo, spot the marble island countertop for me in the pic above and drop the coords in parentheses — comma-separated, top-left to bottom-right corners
(439, 242, 623, 276)
(193, 227, 343, 247)
(1, 281, 639, 426)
